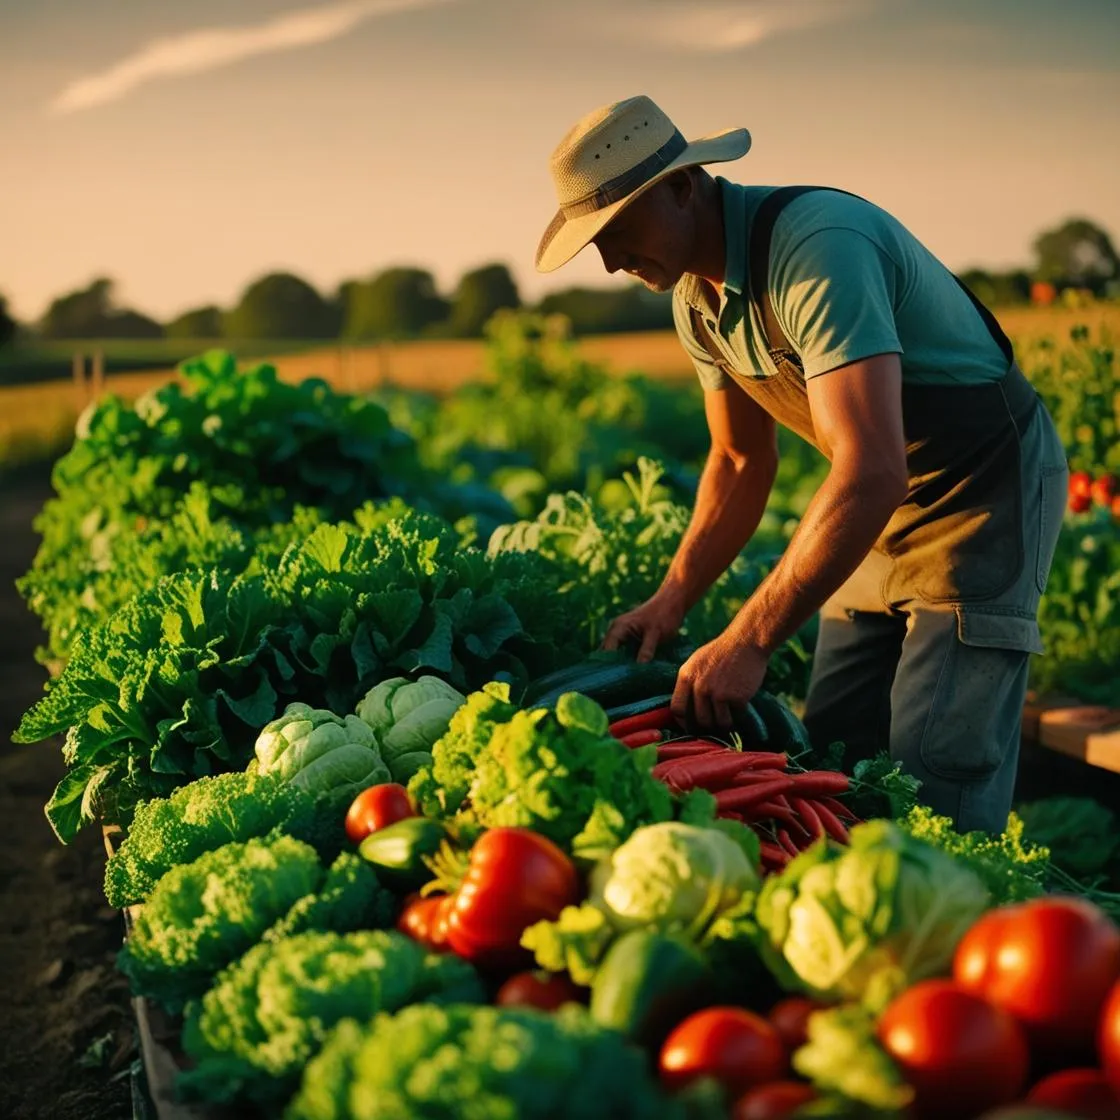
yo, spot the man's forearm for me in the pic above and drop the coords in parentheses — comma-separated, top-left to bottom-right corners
(730, 461, 906, 653)
(659, 449, 776, 616)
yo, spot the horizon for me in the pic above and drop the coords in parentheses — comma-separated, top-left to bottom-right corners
(3, 0, 1119, 324)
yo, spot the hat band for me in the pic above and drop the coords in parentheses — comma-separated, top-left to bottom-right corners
(560, 128, 688, 219)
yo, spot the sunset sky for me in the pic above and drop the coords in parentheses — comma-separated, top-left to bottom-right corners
(2, 0, 1118, 324)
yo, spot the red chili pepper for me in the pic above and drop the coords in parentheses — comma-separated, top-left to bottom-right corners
(791, 796, 825, 841)
(619, 728, 664, 749)
(758, 841, 790, 871)
(608, 704, 674, 737)
(819, 795, 859, 823)
(656, 741, 725, 761)
(812, 798, 852, 843)
(714, 778, 797, 812)
(777, 828, 802, 858)
(786, 770, 851, 796)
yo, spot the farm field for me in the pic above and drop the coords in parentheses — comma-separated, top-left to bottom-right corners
(3, 305, 1120, 1117)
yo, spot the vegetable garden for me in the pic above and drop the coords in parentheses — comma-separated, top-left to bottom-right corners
(8, 308, 1120, 1119)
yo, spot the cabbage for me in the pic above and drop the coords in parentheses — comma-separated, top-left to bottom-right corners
(521, 821, 760, 983)
(254, 702, 390, 800)
(355, 676, 466, 777)
(754, 818, 991, 1012)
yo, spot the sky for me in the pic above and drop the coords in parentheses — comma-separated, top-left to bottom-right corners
(2, 0, 1118, 324)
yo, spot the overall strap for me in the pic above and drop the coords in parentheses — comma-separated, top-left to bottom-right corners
(748, 185, 1015, 368)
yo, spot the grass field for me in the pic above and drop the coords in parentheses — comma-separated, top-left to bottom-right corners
(2, 302, 1117, 472)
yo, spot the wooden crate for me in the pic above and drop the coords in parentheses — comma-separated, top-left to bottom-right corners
(1022, 693, 1120, 774)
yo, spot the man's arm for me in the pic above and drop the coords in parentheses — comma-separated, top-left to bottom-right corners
(602, 385, 778, 659)
(728, 352, 908, 654)
(659, 386, 779, 618)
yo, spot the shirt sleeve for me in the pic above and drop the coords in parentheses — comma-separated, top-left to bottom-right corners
(771, 227, 903, 379)
(672, 286, 730, 391)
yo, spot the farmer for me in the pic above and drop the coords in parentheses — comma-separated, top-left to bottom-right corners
(534, 95, 1068, 834)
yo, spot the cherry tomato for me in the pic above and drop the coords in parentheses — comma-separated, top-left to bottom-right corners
(953, 897, 1120, 1059)
(494, 970, 586, 1011)
(659, 1006, 788, 1098)
(1069, 492, 1092, 514)
(1069, 471, 1093, 501)
(1025, 1068, 1119, 1119)
(1099, 980, 1120, 1098)
(444, 828, 580, 970)
(877, 979, 1031, 1120)
(344, 783, 414, 844)
(731, 1081, 819, 1120)
(1090, 474, 1117, 507)
(767, 997, 829, 1054)
(396, 892, 451, 950)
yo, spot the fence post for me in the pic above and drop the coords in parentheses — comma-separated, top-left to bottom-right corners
(72, 351, 87, 408)
(91, 348, 105, 400)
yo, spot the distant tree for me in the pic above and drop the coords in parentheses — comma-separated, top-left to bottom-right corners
(1033, 218, 1119, 297)
(342, 267, 449, 341)
(448, 263, 521, 337)
(223, 271, 336, 340)
(39, 276, 164, 338)
(535, 283, 673, 334)
(0, 294, 16, 347)
(165, 305, 224, 338)
(957, 268, 1031, 308)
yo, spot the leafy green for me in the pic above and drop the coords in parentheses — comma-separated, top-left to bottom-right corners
(179, 929, 483, 1109)
(1016, 796, 1120, 879)
(103, 770, 333, 908)
(753, 819, 991, 1013)
(116, 833, 393, 1012)
(792, 1004, 914, 1113)
(898, 805, 1050, 905)
(286, 1002, 688, 1120)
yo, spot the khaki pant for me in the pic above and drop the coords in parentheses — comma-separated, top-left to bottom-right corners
(802, 402, 1069, 834)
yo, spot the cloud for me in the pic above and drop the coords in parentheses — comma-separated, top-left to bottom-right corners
(48, 0, 454, 115)
(600, 0, 881, 53)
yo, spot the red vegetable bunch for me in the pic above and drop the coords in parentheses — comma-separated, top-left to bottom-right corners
(608, 704, 860, 876)
(1069, 469, 1120, 517)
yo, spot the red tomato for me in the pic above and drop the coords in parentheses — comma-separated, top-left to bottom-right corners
(1025, 1068, 1119, 1118)
(877, 979, 1031, 1120)
(344, 783, 414, 844)
(767, 997, 829, 1054)
(443, 828, 580, 970)
(1070, 471, 1093, 501)
(731, 1081, 819, 1120)
(494, 971, 586, 1011)
(1091, 474, 1117, 507)
(1070, 492, 1093, 514)
(953, 897, 1120, 1059)
(396, 892, 451, 950)
(1112, 494, 1120, 522)
(659, 1006, 788, 1098)
(1099, 981, 1120, 1098)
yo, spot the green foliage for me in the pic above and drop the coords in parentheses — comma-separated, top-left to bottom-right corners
(38, 276, 164, 340)
(223, 271, 338, 340)
(341, 267, 449, 341)
(1016, 795, 1120, 879)
(448, 262, 520, 337)
(178, 929, 483, 1109)
(103, 771, 331, 908)
(1033, 218, 1120, 295)
(164, 304, 224, 339)
(286, 1002, 688, 1120)
(15, 513, 585, 842)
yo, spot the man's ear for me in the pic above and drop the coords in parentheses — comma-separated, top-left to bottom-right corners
(666, 168, 696, 207)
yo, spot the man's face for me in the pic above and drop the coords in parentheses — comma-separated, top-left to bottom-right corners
(591, 173, 695, 293)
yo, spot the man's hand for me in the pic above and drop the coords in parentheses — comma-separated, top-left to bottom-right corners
(601, 591, 685, 663)
(671, 630, 770, 731)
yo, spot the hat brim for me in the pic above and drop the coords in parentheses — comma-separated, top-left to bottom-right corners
(534, 126, 751, 274)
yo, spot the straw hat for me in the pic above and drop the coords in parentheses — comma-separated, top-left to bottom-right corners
(535, 95, 751, 273)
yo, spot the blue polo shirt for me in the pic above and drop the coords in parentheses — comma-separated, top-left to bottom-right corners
(672, 176, 1010, 390)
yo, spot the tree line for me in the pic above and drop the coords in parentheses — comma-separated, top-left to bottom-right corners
(0, 216, 1116, 349)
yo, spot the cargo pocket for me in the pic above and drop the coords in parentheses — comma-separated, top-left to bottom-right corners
(912, 607, 1039, 781)
(1036, 463, 1069, 594)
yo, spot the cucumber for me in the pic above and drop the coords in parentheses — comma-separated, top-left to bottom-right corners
(749, 690, 813, 755)
(523, 659, 682, 712)
(589, 929, 715, 1051)
(733, 701, 770, 748)
(357, 817, 447, 891)
(603, 693, 676, 723)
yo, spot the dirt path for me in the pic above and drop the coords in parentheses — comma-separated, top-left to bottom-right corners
(0, 465, 132, 1120)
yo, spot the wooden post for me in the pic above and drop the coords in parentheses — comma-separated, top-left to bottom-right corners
(377, 341, 391, 388)
(91, 348, 105, 399)
(72, 351, 87, 407)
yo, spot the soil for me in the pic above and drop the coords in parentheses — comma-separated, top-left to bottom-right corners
(0, 463, 133, 1120)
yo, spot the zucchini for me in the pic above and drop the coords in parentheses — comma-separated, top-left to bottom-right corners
(590, 929, 715, 1051)
(357, 817, 447, 891)
(749, 690, 813, 756)
(524, 659, 682, 711)
(603, 693, 676, 724)
(733, 701, 770, 748)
